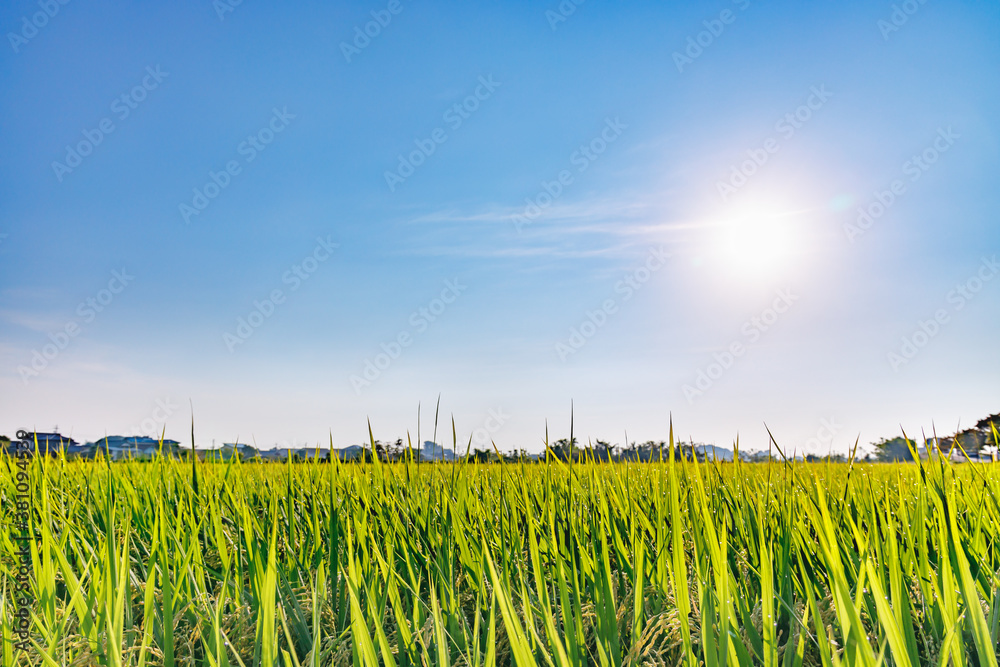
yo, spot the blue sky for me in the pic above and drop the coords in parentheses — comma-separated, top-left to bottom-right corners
(1, 0, 998, 454)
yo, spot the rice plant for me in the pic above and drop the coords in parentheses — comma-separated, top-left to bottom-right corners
(3, 433, 1000, 665)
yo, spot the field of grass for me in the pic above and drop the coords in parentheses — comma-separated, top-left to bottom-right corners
(3, 440, 1000, 666)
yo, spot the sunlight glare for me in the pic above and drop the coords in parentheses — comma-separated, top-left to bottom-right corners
(712, 203, 803, 280)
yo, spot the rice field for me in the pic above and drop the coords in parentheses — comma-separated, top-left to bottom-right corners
(3, 438, 1000, 666)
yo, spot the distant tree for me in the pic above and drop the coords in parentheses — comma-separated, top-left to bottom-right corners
(932, 413, 1000, 458)
(592, 439, 614, 462)
(503, 448, 531, 463)
(470, 448, 497, 463)
(948, 429, 988, 457)
(549, 438, 579, 462)
(637, 441, 666, 462)
(872, 437, 918, 462)
(341, 445, 373, 463)
(387, 438, 405, 461)
(976, 413, 1000, 434)
(801, 452, 850, 463)
(867, 411, 999, 461)
(972, 413, 1000, 454)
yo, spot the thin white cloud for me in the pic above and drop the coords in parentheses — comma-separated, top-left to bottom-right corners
(389, 193, 714, 264)
(0, 308, 67, 333)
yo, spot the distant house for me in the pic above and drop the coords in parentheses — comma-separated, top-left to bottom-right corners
(12, 432, 80, 456)
(926, 443, 991, 463)
(91, 436, 181, 460)
(910, 438, 994, 463)
(64, 442, 96, 459)
(295, 447, 331, 461)
(946, 447, 990, 463)
(933, 431, 994, 460)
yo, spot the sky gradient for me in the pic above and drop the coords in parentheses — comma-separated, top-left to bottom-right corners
(2, 0, 998, 454)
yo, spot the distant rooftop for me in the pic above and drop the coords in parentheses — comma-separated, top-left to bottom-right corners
(16, 431, 80, 447)
(91, 435, 180, 448)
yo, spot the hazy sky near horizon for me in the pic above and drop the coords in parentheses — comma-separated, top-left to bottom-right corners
(1, 0, 998, 454)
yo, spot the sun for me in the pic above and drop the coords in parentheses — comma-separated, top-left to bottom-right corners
(711, 202, 804, 279)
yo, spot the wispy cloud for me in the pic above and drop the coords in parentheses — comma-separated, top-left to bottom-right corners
(0, 308, 67, 333)
(392, 194, 711, 265)
(406, 198, 656, 229)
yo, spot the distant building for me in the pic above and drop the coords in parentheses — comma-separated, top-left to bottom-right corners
(91, 436, 181, 460)
(294, 447, 330, 460)
(64, 443, 96, 459)
(11, 432, 80, 456)
(921, 441, 992, 463)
